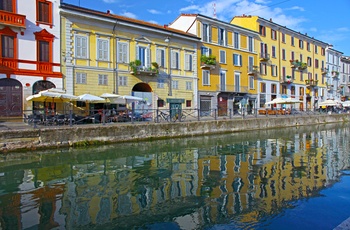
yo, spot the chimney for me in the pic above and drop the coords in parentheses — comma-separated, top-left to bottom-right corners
(270, 18, 272, 22)
(107, 10, 110, 14)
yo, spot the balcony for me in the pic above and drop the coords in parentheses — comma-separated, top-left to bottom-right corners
(260, 53, 270, 61)
(0, 58, 18, 70)
(290, 60, 307, 71)
(247, 65, 259, 76)
(129, 60, 159, 76)
(305, 79, 318, 88)
(38, 62, 53, 73)
(0, 10, 26, 29)
(326, 83, 333, 91)
(321, 67, 328, 75)
(200, 55, 216, 70)
(331, 71, 339, 78)
(280, 75, 293, 84)
(216, 84, 248, 93)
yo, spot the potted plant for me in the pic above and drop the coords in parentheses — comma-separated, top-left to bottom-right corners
(129, 60, 141, 74)
(200, 55, 216, 66)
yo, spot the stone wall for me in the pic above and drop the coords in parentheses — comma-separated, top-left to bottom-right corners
(1, 114, 349, 153)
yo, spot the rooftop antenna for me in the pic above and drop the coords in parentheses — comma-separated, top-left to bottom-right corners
(213, 2, 216, 18)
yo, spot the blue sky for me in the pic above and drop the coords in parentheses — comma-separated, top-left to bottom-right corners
(62, 0, 350, 56)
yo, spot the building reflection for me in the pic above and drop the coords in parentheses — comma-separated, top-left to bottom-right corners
(0, 125, 350, 229)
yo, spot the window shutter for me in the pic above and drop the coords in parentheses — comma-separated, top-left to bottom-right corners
(136, 45, 139, 61)
(209, 25, 212, 42)
(239, 55, 242, 66)
(156, 49, 161, 66)
(81, 37, 87, 58)
(146, 47, 150, 67)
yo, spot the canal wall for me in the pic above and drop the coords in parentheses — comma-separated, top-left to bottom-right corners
(1, 114, 349, 153)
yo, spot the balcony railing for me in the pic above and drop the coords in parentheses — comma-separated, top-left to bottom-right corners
(0, 10, 26, 28)
(38, 62, 53, 73)
(290, 60, 307, 70)
(216, 84, 248, 93)
(248, 65, 259, 75)
(305, 79, 318, 88)
(321, 67, 328, 75)
(260, 53, 270, 61)
(130, 66, 158, 76)
(0, 58, 18, 70)
(331, 71, 339, 78)
(280, 75, 293, 84)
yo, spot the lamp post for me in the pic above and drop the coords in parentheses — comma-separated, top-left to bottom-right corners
(165, 36, 172, 96)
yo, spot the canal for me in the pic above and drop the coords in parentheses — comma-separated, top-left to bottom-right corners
(0, 123, 350, 229)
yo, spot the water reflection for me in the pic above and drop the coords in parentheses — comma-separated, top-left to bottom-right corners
(0, 124, 350, 229)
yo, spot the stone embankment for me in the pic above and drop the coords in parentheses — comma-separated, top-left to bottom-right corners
(0, 114, 349, 153)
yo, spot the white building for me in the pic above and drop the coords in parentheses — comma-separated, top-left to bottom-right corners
(0, 0, 62, 117)
(325, 47, 343, 101)
(340, 56, 350, 100)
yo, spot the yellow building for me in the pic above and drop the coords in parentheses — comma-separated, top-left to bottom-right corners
(231, 15, 329, 110)
(60, 4, 199, 117)
(170, 14, 259, 116)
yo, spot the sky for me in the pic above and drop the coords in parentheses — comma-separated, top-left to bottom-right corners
(62, 0, 350, 56)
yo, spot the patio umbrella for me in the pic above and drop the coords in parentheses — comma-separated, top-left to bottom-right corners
(283, 98, 301, 104)
(100, 93, 122, 103)
(265, 98, 286, 105)
(76, 94, 105, 103)
(341, 101, 350, 107)
(108, 95, 144, 104)
(318, 99, 339, 107)
(26, 89, 78, 103)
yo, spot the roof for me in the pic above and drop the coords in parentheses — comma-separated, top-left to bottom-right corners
(171, 13, 259, 35)
(60, 3, 200, 40)
(232, 15, 330, 46)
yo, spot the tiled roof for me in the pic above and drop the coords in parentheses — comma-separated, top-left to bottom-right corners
(61, 3, 199, 40)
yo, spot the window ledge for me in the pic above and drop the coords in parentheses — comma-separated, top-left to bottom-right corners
(36, 21, 53, 28)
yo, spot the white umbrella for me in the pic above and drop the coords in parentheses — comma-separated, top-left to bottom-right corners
(341, 101, 350, 107)
(284, 98, 301, 104)
(100, 93, 122, 103)
(77, 94, 105, 103)
(265, 98, 286, 105)
(318, 99, 339, 107)
(110, 95, 144, 104)
(26, 89, 78, 102)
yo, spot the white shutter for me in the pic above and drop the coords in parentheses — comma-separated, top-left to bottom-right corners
(81, 37, 87, 58)
(76, 36, 81, 57)
(146, 47, 150, 67)
(171, 50, 176, 68)
(156, 49, 161, 66)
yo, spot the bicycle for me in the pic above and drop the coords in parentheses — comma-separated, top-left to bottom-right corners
(171, 112, 186, 122)
(154, 111, 170, 123)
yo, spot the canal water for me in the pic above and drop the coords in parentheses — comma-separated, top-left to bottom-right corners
(1, 123, 350, 230)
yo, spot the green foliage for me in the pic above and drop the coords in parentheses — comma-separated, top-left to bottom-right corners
(200, 55, 216, 65)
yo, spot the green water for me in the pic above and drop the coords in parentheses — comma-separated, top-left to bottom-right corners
(0, 124, 350, 230)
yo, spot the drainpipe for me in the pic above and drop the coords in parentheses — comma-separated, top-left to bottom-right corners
(112, 20, 118, 94)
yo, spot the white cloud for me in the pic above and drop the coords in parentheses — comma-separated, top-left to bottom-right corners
(121, 11, 137, 19)
(286, 6, 305, 12)
(103, 0, 116, 3)
(179, 5, 201, 12)
(148, 9, 162, 14)
(337, 27, 350, 32)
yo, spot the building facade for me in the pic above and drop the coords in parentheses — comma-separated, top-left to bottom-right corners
(231, 15, 329, 110)
(340, 56, 350, 100)
(60, 4, 199, 117)
(0, 0, 62, 117)
(325, 47, 343, 101)
(170, 14, 259, 116)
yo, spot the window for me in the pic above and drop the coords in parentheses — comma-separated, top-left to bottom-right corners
(307, 57, 312, 67)
(34, 29, 54, 63)
(172, 80, 179, 90)
(260, 82, 266, 93)
(259, 25, 266, 36)
(282, 49, 286, 60)
(315, 45, 318, 54)
(36, 0, 52, 26)
(97, 38, 109, 61)
(0, 0, 13, 12)
(233, 32, 239, 49)
(248, 36, 253, 52)
(291, 86, 295, 96)
(271, 46, 276, 58)
(282, 67, 286, 77)
(186, 81, 192, 90)
(249, 76, 254, 89)
(98, 74, 108, 85)
(156, 48, 165, 67)
(271, 29, 277, 40)
(117, 41, 128, 63)
(219, 50, 226, 64)
(75, 35, 87, 59)
(299, 39, 303, 49)
(281, 33, 285, 43)
(218, 28, 226, 45)
(185, 53, 193, 71)
(1, 35, 14, 58)
(137, 45, 150, 67)
(299, 71, 303, 81)
(271, 65, 277, 77)
(39, 41, 49, 62)
(271, 84, 277, 94)
(76, 72, 87, 84)
(233, 53, 242, 66)
(186, 100, 191, 107)
(171, 50, 179, 69)
(219, 70, 226, 91)
(157, 79, 165, 88)
(157, 99, 165, 107)
(202, 70, 210, 85)
(234, 72, 240, 92)
(291, 51, 295, 61)
(299, 54, 303, 62)
(202, 23, 211, 42)
(201, 46, 212, 56)
(118, 76, 127, 86)
(307, 42, 310, 51)
(291, 36, 294, 46)
(260, 63, 267, 75)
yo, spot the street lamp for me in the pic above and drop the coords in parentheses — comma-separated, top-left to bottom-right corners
(165, 36, 172, 96)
